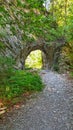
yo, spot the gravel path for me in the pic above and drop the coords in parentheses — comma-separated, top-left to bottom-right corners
(0, 70, 73, 130)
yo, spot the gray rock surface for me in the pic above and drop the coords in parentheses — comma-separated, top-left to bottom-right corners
(0, 70, 73, 130)
(0, 24, 65, 70)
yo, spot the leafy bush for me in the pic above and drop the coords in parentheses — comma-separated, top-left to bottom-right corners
(0, 56, 15, 85)
(0, 70, 43, 100)
(0, 55, 43, 104)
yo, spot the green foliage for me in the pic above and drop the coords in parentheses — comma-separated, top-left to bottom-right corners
(0, 56, 15, 85)
(0, 56, 43, 100)
(0, 0, 73, 106)
(0, 0, 72, 43)
(0, 0, 65, 42)
(61, 41, 73, 72)
(70, 71, 73, 77)
(0, 56, 14, 71)
(0, 0, 73, 74)
(0, 70, 43, 99)
(0, 41, 5, 49)
(53, 64, 59, 72)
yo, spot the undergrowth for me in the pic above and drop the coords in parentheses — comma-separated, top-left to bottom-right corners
(0, 70, 43, 101)
(70, 72, 73, 78)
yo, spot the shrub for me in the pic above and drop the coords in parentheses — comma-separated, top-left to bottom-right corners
(0, 70, 43, 100)
(0, 56, 15, 85)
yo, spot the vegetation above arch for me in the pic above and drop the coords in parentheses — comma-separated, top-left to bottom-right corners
(0, 0, 67, 42)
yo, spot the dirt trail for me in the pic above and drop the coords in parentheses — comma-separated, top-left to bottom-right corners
(0, 70, 73, 130)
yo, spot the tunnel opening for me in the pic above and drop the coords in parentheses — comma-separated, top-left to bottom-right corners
(25, 50, 43, 69)
(25, 50, 46, 69)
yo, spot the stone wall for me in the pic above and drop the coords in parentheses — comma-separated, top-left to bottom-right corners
(14, 39, 65, 70)
(0, 25, 65, 70)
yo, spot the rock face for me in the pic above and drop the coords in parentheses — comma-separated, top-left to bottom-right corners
(0, 28, 65, 70)
(0, 1, 66, 71)
(18, 41, 65, 70)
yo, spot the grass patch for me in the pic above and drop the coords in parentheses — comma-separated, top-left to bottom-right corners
(0, 70, 43, 101)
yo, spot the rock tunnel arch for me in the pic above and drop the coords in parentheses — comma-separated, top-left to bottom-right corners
(18, 41, 56, 70)
(25, 49, 48, 69)
(15, 38, 65, 70)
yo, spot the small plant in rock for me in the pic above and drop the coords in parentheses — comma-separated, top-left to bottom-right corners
(53, 64, 59, 72)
